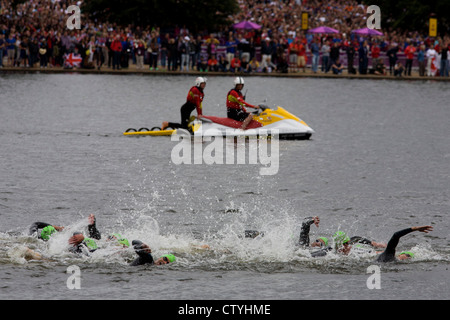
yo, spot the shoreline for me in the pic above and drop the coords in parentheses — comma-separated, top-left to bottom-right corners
(1, 66, 449, 82)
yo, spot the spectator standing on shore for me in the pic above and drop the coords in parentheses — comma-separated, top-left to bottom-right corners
(99, 32, 109, 68)
(148, 31, 159, 70)
(28, 37, 39, 68)
(288, 37, 299, 72)
(6, 33, 16, 66)
(167, 37, 178, 71)
(310, 38, 320, 73)
(404, 41, 416, 76)
(110, 35, 122, 70)
(417, 44, 426, 76)
(0, 34, 4, 68)
(39, 38, 48, 68)
(194, 35, 203, 71)
(371, 41, 381, 69)
(261, 37, 273, 73)
(346, 41, 356, 74)
(135, 40, 145, 69)
(17, 36, 28, 67)
(237, 34, 251, 63)
(180, 36, 191, 72)
(387, 43, 399, 75)
(189, 37, 197, 71)
(358, 40, 369, 74)
(321, 40, 330, 73)
(226, 34, 238, 71)
(440, 44, 449, 77)
(160, 33, 169, 70)
(297, 38, 307, 73)
(426, 46, 438, 76)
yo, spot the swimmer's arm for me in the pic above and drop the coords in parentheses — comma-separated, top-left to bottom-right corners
(298, 216, 319, 246)
(87, 214, 101, 240)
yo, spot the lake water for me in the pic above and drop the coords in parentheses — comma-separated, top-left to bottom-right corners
(0, 73, 449, 302)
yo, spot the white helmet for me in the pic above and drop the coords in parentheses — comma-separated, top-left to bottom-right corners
(195, 77, 207, 87)
(234, 77, 244, 86)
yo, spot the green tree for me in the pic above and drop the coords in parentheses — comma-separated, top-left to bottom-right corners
(82, 0, 239, 32)
(363, 0, 449, 35)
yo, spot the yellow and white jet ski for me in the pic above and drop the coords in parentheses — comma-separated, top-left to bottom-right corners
(191, 105, 314, 140)
(124, 105, 313, 140)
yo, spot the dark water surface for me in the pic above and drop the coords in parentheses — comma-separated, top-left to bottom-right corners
(0, 74, 449, 300)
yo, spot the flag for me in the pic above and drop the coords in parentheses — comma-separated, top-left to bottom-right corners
(63, 53, 82, 68)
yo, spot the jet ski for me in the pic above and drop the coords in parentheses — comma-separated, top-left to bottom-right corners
(191, 105, 314, 140)
(124, 105, 314, 140)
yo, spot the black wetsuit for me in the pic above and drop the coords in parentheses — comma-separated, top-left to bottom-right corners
(129, 240, 155, 266)
(167, 101, 197, 130)
(298, 217, 316, 246)
(349, 236, 373, 245)
(376, 228, 414, 263)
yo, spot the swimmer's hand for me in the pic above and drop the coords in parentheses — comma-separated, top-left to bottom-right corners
(412, 225, 433, 233)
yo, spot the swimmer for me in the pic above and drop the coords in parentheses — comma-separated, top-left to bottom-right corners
(298, 216, 333, 257)
(376, 225, 433, 262)
(129, 240, 176, 266)
(107, 233, 130, 248)
(29, 214, 101, 241)
(29, 222, 64, 240)
(68, 232, 99, 254)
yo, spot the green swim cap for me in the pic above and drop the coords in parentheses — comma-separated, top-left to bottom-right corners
(83, 237, 98, 251)
(318, 237, 329, 246)
(41, 226, 57, 241)
(110, 233, 130, 247)
(400, 251, 414, 258)
(161, 254, 176, 263)
(333, 231, 350, 245)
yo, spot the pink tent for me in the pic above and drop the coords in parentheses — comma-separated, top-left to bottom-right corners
(351, 28, 383, 36)
(233, 21, 262, 30)
(307, 26, 340, 34)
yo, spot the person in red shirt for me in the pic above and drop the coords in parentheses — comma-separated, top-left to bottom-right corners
(371, 42, 381, 68)
(226, 77, 259, 130)
(297, 43, 306, 72)
(161, 77, 206, 131)
(208, 54, 219, 72)
(230, 54, 242, 72)
(110, 35, 122, 70)
(404, 41, 416, 76)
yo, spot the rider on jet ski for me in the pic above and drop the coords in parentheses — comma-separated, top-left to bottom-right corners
(161, 77, 206, 131)
(226, 77, 260, 130)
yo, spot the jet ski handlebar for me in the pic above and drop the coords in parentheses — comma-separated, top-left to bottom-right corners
(258, 104, 268, 111)
(252, 104, 269, 115)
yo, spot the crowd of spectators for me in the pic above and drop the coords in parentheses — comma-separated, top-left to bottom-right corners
(0, 0, 449, 77)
